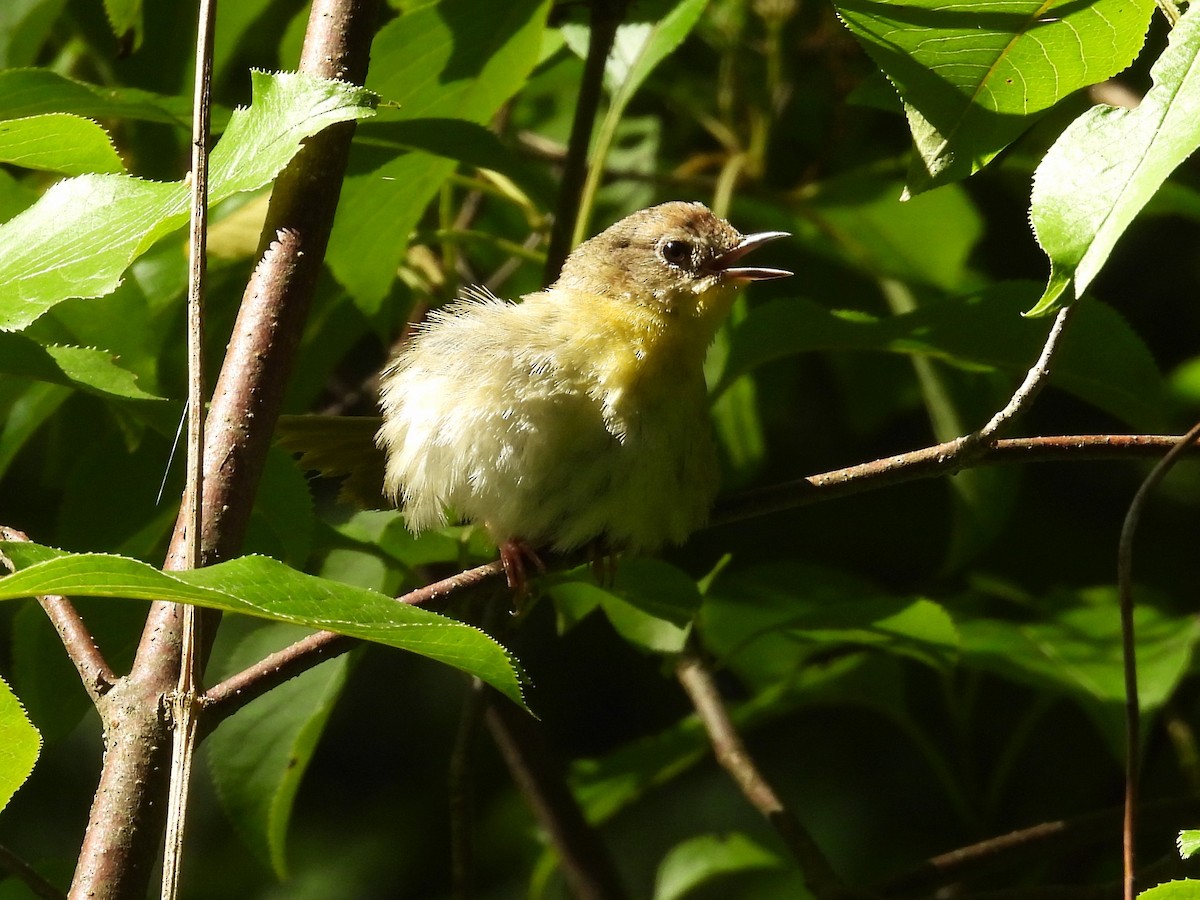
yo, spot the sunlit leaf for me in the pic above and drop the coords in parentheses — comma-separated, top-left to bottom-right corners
(1178, 830, 1200, 859)
(654, 833, 785, 900)
(0, 70, 376, 331)
(0, 543, 525, 706)
(0, 336, 163, 400)
(834, 0, 1155, 194)
(1137, 881, 1200, 900)
(0, 675, 40, 813)
(1029, 4, 1200, 315)
(325, 0, 551, 309)
(0, 114, 124, 175)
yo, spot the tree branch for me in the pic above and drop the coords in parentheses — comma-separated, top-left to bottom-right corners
(199, 560, 504, 723)
(0, 843, 67, 900)
(542, 0, 624, 281)
(67, 1, 381, 896)
(485, 694, 630, 900)
(714, 433, 1200, 526)
(0, 526, 114, 703)
(873, 796, 1200, 896)
(675, 647, 852, 900)
(1115, 420, 1200, 900)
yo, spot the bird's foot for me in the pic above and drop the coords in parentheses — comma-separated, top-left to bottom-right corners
(588, 541, 619, 587)
(499, 539, 546, 599)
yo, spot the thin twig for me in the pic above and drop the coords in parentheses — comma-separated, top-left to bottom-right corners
(485, 694, 630, 900)
(714, 433, 1200, 525)
(874, 795, 1200, 895)
(0, 843, 66, 900)
(1115, 419, 1200, 900)
(966, 305, 1076, 448)
(542, 0, 624, 282)
(675, 647, 849, 900)
(449, 679, 489, 900)
(199, 560, 505, 721)
(160, 0, 217, 892)
(0, 526, 115, 702)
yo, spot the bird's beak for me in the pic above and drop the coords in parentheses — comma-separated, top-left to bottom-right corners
(710, 231, 792, 281)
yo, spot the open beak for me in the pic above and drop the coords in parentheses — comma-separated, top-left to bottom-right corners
(710, 231, 792, 281)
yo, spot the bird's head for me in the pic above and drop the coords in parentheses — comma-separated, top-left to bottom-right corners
(554, 201, 791, 326)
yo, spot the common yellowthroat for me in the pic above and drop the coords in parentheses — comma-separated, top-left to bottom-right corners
(376, 201, 790, 586)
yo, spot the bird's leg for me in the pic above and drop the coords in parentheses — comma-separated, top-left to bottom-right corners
(498, 538, 546, 597)
(588, 540, 619, 587)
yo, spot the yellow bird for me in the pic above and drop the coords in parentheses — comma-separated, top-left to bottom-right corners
(376, 201, 790, 586)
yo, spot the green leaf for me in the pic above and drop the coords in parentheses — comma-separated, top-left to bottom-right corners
(1178, 830, 1200, 859)
(325, 0, 551, 308)
(959, 591, 1200, 756)
(703, 563, 960, 684)
(1030, 5, 1200, 315)
(0, 543, 525, 706)
(717, 282, 1166, 431)
(0, 381, 67, 481)
(564, 0, 709, 105)
(0, 336, 164, 400)
(102, 0, 142, 48)
(654, 832, 784, 900)
(0, 69, 190, 127)
(801, 174, 983, 291)
(0, 0, 67, 69)
(355, 116, 557, 207)
(0, 70, 377, 332)
(834, 0, 1155, 195)
(1138, 881, 1200, 900)
(546, 559, 701, 654)
(0, 675, 40, 813)
(206, 622, 349, 877)
(562, 0, 708, 240)
(0, 114, 124, 175)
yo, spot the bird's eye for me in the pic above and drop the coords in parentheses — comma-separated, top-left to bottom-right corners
(660, 239, 692, 267)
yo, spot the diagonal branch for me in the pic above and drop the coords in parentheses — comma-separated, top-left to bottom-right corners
(0, 526, 114, 703)
(966, 305, 1075, 448)
(675, 646, 852, 900)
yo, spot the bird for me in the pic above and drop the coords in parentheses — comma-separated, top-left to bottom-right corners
(376, 201, 790, 588)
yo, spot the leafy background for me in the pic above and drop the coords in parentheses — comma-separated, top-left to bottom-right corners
(3, 0, 1200, 897)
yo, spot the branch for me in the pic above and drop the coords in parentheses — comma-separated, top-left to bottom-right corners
(874, 796, 1200, 896)
(714, 434, 1200, 525)
(160, 0, 217, 892)
(68, 1, 381, 896)
(199, 560, 505, 723)
(0, 526, 114, 703)
(542, 0, 624, 281)
(485, 694, 630, 900)
(675, 648, 853, 900)
(1115, 420, 1200, 900)
(0, 843, 67, 900)
(966, 305, 1075, 447)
